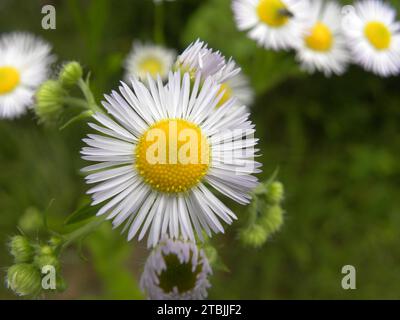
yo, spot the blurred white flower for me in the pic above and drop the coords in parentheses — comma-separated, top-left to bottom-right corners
(81, 71, 260, 247)
(0, 32, 53, 119)
(140, 237, 212, 300)
(216, 74, 254, 108)
(295, 0, 350, 76)
(176, 39, 254, 107)
(232, 0, 310, 50)
(124, 42, 176, 81)
(342, 0, 400, 77)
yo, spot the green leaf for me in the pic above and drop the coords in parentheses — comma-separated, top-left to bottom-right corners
(64, 201, 98, 226)
(59, 110, 93, 130)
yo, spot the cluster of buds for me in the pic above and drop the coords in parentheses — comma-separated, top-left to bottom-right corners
(6, 235, 65, 297)
(34, 61, 86, 125)
(239, 177, 285, 248)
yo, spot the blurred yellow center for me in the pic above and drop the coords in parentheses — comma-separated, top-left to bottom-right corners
(217, 83, 233, 107)
(0, 66, 20, 94)
(135, 119, 210, 193)
(139, 57, 163, 77)
(257, 0, 290, 27)
(364, 21, 391, 50)
(305, 22, 333, 52)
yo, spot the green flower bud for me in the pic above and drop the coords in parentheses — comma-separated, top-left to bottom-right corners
(266, 181, 284, 205)
(34, 254, 60, 271)
(239, 224, 267, 248)
(35, 80, 65, 124)
(8, 236, 35, 263)
(59, 61, 83, 87)
(261, 205, 284, 236)
(39, 245, 54, 256)
(48, 236, 63, 249)
(18, 207, 43, 233)
(6, 264, 42, 296)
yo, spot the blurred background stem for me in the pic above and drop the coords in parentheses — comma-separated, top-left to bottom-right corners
(154, 2, 165, 45)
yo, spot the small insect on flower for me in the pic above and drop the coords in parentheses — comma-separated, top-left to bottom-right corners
(232, 0, 310, 50)
(342, 0, 400, 77)
(81, 71, 260, 247)
(176, 40, 254, 108)
(140, 237, 212, 300)
(0, 32, 54, 119)
(124, 41, 176, 82)
(295, 0, 350, 76)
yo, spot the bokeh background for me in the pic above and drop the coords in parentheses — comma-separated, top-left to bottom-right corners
(1, 0, 400, 299)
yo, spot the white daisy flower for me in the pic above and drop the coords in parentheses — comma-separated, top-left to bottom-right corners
(124, 42, 176, 81)
(214, 59, 254, 108)
(0, 32, 53, 119)
(140, 237, 212, 300)
(342, 0, 400, 77)
(232, 0, 310, 50)
(81, 71, 260, 247)
(295, 0, 350, 76)
(176, 39, 237, 81)
(176, 40, 254, 107)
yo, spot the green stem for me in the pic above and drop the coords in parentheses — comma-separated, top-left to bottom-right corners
(61, 216, 106, 251)
(62, 97, 89, 110)
(78, 78, 103, 114)
(154, 2, 165, 45)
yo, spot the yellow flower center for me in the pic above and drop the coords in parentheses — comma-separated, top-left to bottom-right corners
(217, 83, 233, 107)
(135, 119, 210, 193)
(139, 57, 163, 77)
(364, 21, 391, 50)
(257, 0, 290, 27)
(0, 66, 20, 95)
(305, 22, 333, 52)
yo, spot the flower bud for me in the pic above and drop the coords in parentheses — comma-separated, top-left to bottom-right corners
(261, 205, 284, 236)
(48, 236, 63, 249)
(18, 207, 43, 233)
(59, 61, 83, 87)
(33, 244, 60, 271)
(239, 224, 267, 248)
(6, 264, 42, 296)
(35, 80, 65, 124)
(33, 254, 60, 271)
(39, 245, 54, 256)
(8, 235, 35, 263)
(266, 181, 284, 205)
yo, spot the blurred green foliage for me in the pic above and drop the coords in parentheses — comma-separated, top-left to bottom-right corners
(1, 0, 400, 299)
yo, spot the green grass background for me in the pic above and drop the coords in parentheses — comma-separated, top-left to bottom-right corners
(0, 0, 399, 299)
